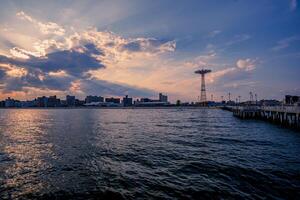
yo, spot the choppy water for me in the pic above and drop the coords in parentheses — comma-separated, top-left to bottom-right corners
(0, 108, 299, 199)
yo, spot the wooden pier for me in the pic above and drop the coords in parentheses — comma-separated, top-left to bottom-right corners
(231, 106, 300, 130)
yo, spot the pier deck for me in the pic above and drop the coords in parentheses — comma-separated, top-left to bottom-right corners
(230, 106, 300, 130)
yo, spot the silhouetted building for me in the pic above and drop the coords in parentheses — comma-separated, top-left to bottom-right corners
(60, 100, 67, 107)
(134, 93, 170, 106)
(0, 101, 5, 107)
(20, 100, 35, 107)
(14, 101, 22, 107)
(159, 93, 168, 102)
(122, 95, 133, 107)
(66, 95, 75, 107)
(140, 98, 153, 103)
(259, 99, 281, 106)
(47, 96, 61, 107)
(285, 95, 300, 105)
(85, 95, 104, 103)
(36, 96, 48, 107)
(105, 97, 120, 104)
(5, 97, 15, 107)
(75, 99, 85, 107)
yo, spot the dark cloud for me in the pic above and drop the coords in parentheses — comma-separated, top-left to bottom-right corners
(0, 69, 74, 93)
(0, 43, 156, 97)
(122, 41, 142, 52)
(121, 38, 174, 52)
(0, 69, 5, 79)
(83, 43, 104, 55)
(0, 44, 104, 77)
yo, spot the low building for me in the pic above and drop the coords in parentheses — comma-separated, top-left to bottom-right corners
(47, 96, 61, 107)
(5, 97, 16, 107)
(134, 93, 170, 107)
(36, 96, 48, 107)
(105, 97, 121, 104)
(122, 95, 133, 107)
(66, 95, 76, 107)
(0, 101, 5, 107)
(159, 93, 168, 102)
(260, 99, 281, 106)
(85, 95, 104, 103)
(75, 99, 85, 107)
(20, 100, 36, 107)
(285, 95, 300, 105)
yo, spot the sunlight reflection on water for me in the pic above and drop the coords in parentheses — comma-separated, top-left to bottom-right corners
(0, 108, 300, 199)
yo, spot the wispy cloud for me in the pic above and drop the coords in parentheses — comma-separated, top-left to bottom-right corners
(290, 0, 298, 11)
(207, 30, 222, 38)
(16, 11, 65, 36)
(272, 36, 300, 51)
(225, 34, 251, 46)
(236, 58, 258, 71)
(208, 58, 258, 83)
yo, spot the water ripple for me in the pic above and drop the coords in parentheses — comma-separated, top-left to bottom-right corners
(0, 108, 300, 199)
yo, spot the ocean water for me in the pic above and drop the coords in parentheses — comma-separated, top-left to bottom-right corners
(0, 108, 299, 199)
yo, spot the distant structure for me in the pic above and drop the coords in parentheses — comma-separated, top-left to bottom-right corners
(66, 95, 76, 107)
(285, 95, 300, 106)
(159, 93, 168, 102)
(134, 93, 169, 107)
(85, 95, 104, 103)
(123, 95, 133, 107)
(105, 97, 121, 104)
(195, 69, 212, 103)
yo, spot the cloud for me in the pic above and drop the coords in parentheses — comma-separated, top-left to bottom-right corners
(0, 12, 175, 98)
(236, 58, 257, 71)
(225, 34, 251, 46)
(16, 11, 65, 36)
(290, 0, 297, 11)
(0, 45, 104, 77)
(48, 70, 69, 77)
(272, 36, 300, 51)
(208, 58, 258, 84)
(207, 30, 222, 38)
(121, 38, 176, 53)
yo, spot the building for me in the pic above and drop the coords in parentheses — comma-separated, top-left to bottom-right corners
(140, 98, 153, 103)
(259, 99, 281, 106)
(47, 96, 61, 107)
(36, 96, 48, 107)
(85, 95, 104, 103)
(134, 93, 170, 107)
(159, 93, 168, 102)
(75, 99, 85, 107)
(122, 95, 133, 107)
(0, 101, 5, 107)
(5, 97, 16, 107)
(105, 97, 120, 104)
(20, 100, 36, 107)
(285, 95, 300, 105)
(66, 95, 76, 107)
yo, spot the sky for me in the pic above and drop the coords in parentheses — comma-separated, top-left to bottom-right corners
(0, 0, 299, 102)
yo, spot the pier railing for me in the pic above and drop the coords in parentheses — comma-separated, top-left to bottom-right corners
(261, 106, 300, 114)
(228, 105, 300, 114)
(227, 105, 300, 130)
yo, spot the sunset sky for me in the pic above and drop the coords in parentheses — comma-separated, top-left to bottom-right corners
(0, 0, 299, 102)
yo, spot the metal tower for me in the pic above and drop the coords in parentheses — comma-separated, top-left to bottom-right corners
(195, 69, 212, 103)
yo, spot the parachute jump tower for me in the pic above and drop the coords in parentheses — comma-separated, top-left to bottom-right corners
(195, 69, 212, 105)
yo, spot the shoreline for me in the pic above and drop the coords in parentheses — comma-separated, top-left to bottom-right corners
(0, 106, 220, 110)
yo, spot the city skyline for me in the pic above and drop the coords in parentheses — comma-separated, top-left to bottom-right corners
(0, 0, 300, 102)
